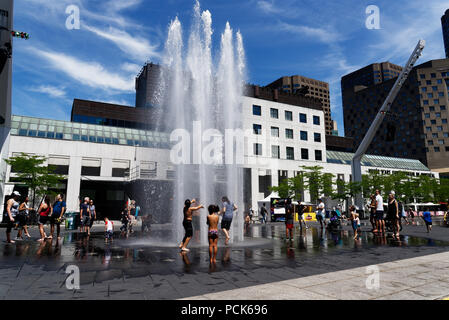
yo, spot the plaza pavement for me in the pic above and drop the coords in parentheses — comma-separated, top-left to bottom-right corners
(0, 220, 448, 300)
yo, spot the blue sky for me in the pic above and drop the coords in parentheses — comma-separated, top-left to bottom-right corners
(11, 0, 449, 135)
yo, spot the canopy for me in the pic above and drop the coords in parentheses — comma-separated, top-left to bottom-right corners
(257, 192, 299, 205)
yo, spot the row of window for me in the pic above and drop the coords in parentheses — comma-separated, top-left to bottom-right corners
(419, 72, 449, 79)
(427, 146, 449, 152)
(252, 105, 321, 125)
(253, 144, 323, 161)
(253, 124, 322, 142)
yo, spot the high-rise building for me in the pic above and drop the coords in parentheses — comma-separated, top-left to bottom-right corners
(266, 75, 333, 135)
(342, 58, 449, 177)
(442, 9, 449, 58)
(135, 62, 161, 108)
(341, 62, 403, 93)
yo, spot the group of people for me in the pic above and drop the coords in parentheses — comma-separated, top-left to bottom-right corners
(368, 189, 432, 238)
(3, 191, 67, 243)
(179, 196, 237, 264)
(78, 197, 97, 236)
(119, 200, 139, 238)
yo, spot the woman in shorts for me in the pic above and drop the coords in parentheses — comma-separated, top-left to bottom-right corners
(37, 196, 52, 242)
(16, 196, 31, 240)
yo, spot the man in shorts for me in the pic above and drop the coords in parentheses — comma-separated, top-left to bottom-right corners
(316, 199, 326, 228)
(375, 190, 385, 233)
(50, 194, 66, 240)
(79, 197, 90, 234)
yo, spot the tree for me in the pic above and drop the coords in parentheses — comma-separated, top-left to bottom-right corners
(5, 153, 65, 208)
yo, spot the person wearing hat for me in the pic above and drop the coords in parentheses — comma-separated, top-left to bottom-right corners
(4, 191, 20, 243)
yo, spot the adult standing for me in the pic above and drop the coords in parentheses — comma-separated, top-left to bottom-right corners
(37, 196, 52, 242)
(260, 203, 267, 224)
(316, 199, 326, 228)
(179, 199, 204, 252)
(422, 207, 432, 233)
(398, 198, 408, 230)
(4, 191, 20, 243)
(17, 195, 31, 239)
(88, 199, 96, 236)
(369, 194, 377, 232)
(375, 190, 385, 233)
(221, 196, 237, 245)
(387, 191, 400, 239)
(50, 194, 66, 240)
(79, 197, 90, 234)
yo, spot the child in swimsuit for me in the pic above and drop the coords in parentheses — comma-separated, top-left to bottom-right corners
(207, 205, 220, 264)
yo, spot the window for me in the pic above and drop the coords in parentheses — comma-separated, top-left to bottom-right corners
(426, 80, 431, 85)
(315, 150, 322, 161)
(426, 127, 432, 132)
(286, 147, 294, 160)
(271, 127, 279, 137)
(444, 133, 449, 138)
(285, 111, 293, 121)
(314, 133, 321, 143)
(436, 112, 441, 118)
(434, 99, 440, 105)
(428, 140, 434, 146)
(431, 120, 437, 125)
(253, 124, 262, 135)
(438, 139, 445, 145)
(301, 148, 309, 160)
(432, 133, 439, 138)
(429, 106, 435, 111)
(252, 105, 261, 116)
(427, 93, 433, 98)
(438, 79, 443, 84)
(300, 131, 308, 141)
(432, 86, 438, 91)
(431, 73, 436, 78)
(285, 129, 293, 139)
(299, 113, 307, 123)
(420, 74, 425, 79)
(270, 108, 279, 119)
(313, 115, 320, 125)
(434, 147, 440, 152)
(425, 113, 430, 118)
(422, 87, 427, 92)
(253, 143, 262, 156)
(437, 126, 443, 131)
(441, 106, 446, 111)
(443, 119, 448, 124)
(423, 100, 429, 105)
(271, 145, 280, 159)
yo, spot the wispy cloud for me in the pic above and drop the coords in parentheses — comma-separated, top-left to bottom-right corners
(84, 25, 159, 62)
(278, 22, 344, 44)
(29, 85, 67, 99)
(30, 48, 135, 92)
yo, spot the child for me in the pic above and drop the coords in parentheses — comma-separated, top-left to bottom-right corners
(422, 207, 432, 233)
(285, 198, 294, 241)
(206, 205, 219, 264)
(349, 205, 360, 240)
(104, 217, 114, 243)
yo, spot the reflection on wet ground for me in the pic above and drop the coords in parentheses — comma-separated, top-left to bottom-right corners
(2, 224, 448, 271)
(0, 223, 448, 299)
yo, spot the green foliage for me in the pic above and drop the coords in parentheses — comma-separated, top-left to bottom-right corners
(5, 153, 65, 207)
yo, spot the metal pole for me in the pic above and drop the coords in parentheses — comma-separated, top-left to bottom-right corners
(351, 40, 425, 211)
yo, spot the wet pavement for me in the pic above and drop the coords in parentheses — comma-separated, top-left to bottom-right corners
(0, 221, 448, 299)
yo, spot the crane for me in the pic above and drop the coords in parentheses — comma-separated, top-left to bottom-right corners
(351, 40, 426, 212)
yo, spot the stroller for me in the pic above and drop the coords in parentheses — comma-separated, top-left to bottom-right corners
(327, 210, 341, 231)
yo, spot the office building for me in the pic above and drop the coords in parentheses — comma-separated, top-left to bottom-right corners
(442, 9, 449, 58)
(267, 75, 333, 135)
(342, 58, 449, 176)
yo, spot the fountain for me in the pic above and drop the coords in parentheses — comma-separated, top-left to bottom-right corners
(150, 1, 246, 246)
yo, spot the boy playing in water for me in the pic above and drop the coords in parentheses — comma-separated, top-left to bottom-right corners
(207, 205, 220, 264)
(349, 205, 360, 240)
(104, 217, 114, 243)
